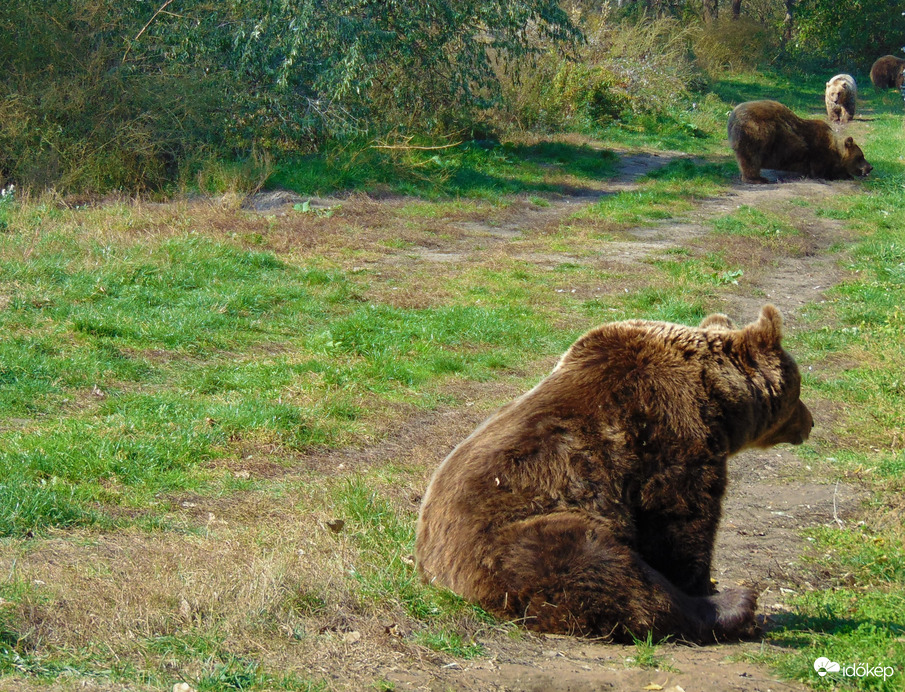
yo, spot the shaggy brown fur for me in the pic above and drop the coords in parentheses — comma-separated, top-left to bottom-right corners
(415, 306, 813, 644)
(727, 100, 872, 184)
(870, 55, 905, 89)
(825, 74, 856, 124)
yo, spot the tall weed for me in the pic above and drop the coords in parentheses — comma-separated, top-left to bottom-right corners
(501, 13, 705, 132)
(692, 17, 780, 77)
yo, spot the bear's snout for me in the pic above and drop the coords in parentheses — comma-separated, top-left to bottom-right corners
(752, 400, 813, 447)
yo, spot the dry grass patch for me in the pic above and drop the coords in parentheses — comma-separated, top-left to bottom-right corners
(0, 477, 450, 688)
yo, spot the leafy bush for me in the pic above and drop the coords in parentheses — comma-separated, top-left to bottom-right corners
(501, 13, 704, 131)
(790, 0, 905, 70)
(692, 17, 780, 76)
(0, 1, 578, 193)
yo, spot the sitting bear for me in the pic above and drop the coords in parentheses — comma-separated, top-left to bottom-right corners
(825, 74, 856, 124)
(870, 55, 905, 89)
(415, 306, 813, 643)
(727, 100, 872, 183)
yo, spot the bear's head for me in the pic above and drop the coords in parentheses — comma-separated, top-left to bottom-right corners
(842, 137, 872, 178)
(826, 82, 849, 105)
(722, 306, 814, 450)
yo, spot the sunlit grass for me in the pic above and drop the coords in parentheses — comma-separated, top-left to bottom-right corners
(744, 79, 905, 691)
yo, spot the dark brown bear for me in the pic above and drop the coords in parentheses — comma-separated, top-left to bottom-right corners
(727, 100, 872, 183)
(415, 306, 812, 644)
(870, 55, 905, 89)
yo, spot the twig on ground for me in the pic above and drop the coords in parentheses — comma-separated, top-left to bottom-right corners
(832, 480, 844, 529)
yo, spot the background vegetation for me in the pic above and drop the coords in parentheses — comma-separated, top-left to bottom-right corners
(2, 0, 903, 193)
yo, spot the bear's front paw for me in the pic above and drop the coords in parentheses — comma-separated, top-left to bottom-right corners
(711, 587, 758, 640)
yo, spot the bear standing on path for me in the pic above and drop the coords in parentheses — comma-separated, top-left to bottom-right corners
(727, 100, 872, 183)
(825, 74, 856, 124)
(415, 306, 813, 644)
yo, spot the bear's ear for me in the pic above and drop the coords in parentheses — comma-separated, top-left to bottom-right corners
(844, 136, 855, 149)
(743, 304, 784, 348)
(699, 313, 734, 330)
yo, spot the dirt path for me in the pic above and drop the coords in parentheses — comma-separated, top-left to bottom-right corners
(272, 150, 869, 691)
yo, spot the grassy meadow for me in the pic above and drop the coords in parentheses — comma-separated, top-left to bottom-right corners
(0, 71, 903, 690)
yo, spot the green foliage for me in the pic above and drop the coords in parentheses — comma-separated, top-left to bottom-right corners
(538, 61, 632, 127)
(504, 13, 707, 134)
(693, 17, 780, 76)
(0, 1, 578, 192)
(791, 0, 905, 70)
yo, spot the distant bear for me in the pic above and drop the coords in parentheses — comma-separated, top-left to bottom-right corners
(870, 55, 905, 89)
(727, 100, 872, 183)
(825, 74, 856, 124)
(415, 306, 813, 643)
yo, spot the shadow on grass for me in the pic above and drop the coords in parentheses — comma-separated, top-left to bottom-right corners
(710, 77, 825, 114)
(268, 140, 621, 200)
(642, 157, 737, 184)
(765, 611, 905, 642)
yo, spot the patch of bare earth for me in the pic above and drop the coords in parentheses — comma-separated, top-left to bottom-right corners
(0, 147, 873, 691)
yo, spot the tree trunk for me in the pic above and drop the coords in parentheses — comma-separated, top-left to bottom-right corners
(703, 0, 718, 23)
(731, 0, 741, 19)
(782, 0, 794, 43)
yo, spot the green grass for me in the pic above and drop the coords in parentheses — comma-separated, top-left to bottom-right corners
(2, 170, 750, 541)
(626, 631, 673, 671)
(740, 74, 905, 691)
(709, 70, 828, 115)
(576, 158, 733, 225)
(0, 222, 576, 536)
(334, 476, 489, 623)
(413, 629, 485, 658)
(269, 139, 620, 199)
(649, 253, 744, 288)
(587, 91, 733, 154)
(711, 205, 800, 238)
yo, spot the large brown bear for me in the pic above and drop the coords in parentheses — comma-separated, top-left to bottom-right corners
(870, 55, 905, 89)
(825, 74, 856, 124)
(727, 100, 872, 184)
(415, 306, 812, 644)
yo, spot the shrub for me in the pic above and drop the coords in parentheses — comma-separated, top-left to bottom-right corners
(692, 17, 780, 76)
(500, 12, 704, 131)
(790, 0, 905, 70)
(0, 1, 578, 193)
